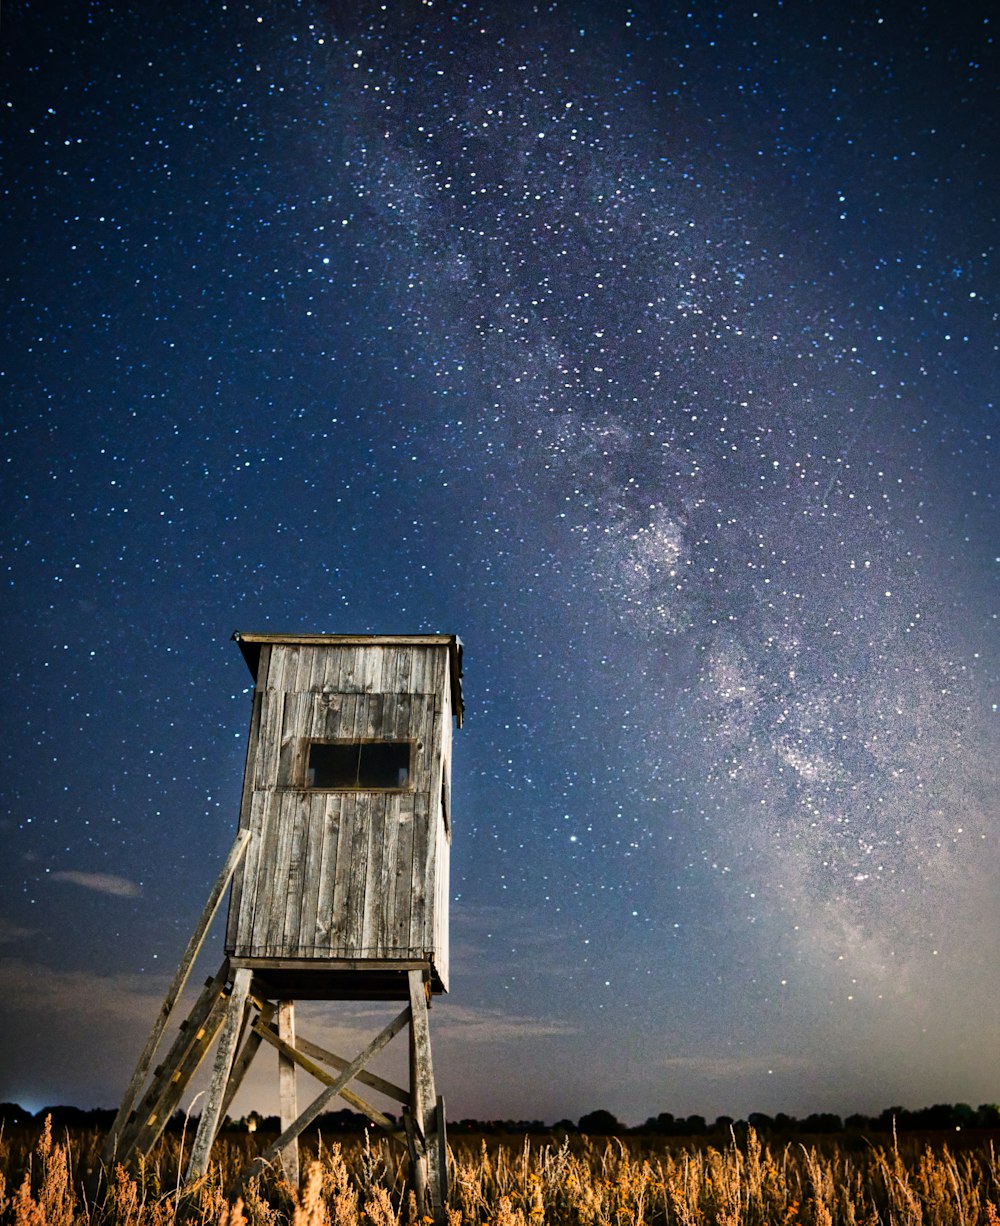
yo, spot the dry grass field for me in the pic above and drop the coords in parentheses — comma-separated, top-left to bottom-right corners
(1, 1117, 997, 1226)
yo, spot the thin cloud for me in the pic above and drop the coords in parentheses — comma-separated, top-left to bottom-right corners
(50, 871, 141, 898)
(660, 1054, 807, 1079)
(295, 1000, 575, 1052)
(0, 918, 37, 944)
(0, 959, 168, 1025)
(438, 1003, 576, 1043)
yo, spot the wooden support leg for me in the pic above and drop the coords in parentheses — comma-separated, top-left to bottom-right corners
(110, 962, 230, 1164)
(403, 1108, 427, 1216)
(277, 1000, 300, 1186)
(102, 831, 250, 1165)
(124, 981, 232, 1161)
(186, 967, 253, 1181)
(219, 999, 275, 1122)
(408, 969, 445, 1221)
(436, 1095, 449, 1208)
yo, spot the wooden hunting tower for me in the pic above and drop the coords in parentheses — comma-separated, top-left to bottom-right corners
(226, 632, 463, 999)
(102, 632, 464, 1219)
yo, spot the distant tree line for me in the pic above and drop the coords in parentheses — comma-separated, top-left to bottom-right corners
(2, 1101, 997, 1136)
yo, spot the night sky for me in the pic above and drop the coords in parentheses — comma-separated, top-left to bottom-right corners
(2, 1, 997, 1126)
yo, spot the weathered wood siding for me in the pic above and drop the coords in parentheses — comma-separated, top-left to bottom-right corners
(226, 641, 453, 987)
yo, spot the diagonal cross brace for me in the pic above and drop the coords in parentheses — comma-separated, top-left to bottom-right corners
(240, 1004, 411, 1186)
(253, 1020, 399, 1131)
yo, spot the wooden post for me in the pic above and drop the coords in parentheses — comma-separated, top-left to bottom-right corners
(436, 1094, 449, 1208)
(186, 966, 253, 1180)
(408, 969, 444, 1220)
(277, 1000, 300, 1186)
(219, 998, 274, 1122)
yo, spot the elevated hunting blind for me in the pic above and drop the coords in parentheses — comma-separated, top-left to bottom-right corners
(227, 633, 462, 997)
(102, 632, 464, 1219)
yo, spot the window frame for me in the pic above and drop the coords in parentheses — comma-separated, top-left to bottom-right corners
(299, 738, 415, 792)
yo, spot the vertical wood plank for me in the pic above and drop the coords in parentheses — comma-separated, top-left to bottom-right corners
(361, 792, 387, 954)
(264, 643, 287, 696)
(252, 793, 290, 955)
(364, 692, 383, 739)
(296, 794, 325, 955)
(235, 791, 269, 955)
(409, 646, 427, 695)
(329, 790, 354, 953)
(357, 645, 382, 694)
(381, 692, 399, 743)
(379, 795, 402, 957)
(410, 790, 430, 954)
(280, 791, 308, 952)
(258, 687, 287, 789)
(276, 691, 302, 785)
(315, 793, 341, 953)
(392, 791, 415, 955)
(344, 791, 372, 953)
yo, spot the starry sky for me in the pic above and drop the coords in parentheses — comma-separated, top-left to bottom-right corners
(2, 1, 997, 1126)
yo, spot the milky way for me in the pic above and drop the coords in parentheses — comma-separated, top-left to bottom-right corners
(2, 2, 996, 1121)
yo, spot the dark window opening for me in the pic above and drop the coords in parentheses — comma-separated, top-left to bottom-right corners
(306, 741, 410, 790)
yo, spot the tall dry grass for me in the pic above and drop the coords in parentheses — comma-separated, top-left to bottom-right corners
(0, 1119, 996, 1226)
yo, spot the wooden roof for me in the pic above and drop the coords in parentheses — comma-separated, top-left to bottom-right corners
(231, 631, 464, 725)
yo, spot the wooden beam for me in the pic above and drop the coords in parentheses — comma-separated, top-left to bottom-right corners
(252, 1020, 399, 1131)
(103, 830, 251, 1162)
(114, 961, 231, 1160)
(408, 969, 443, 1220)
(124, 984, 231, 1161)
(277, 1001, 300, 1186)
(436, 1095, 449, 1208)
(293, 1032, 409, 1105)
(186, 967, 253, 1180)
(241, 1004, 411, 1186)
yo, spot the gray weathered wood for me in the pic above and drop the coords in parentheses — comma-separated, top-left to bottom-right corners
(186, 966, 253, 1180)
(280, 797, 307, 951)
(124, 997, 230, 1161)
(277, 1000, 299, 1186)
(296, 795, 325, 952)
(225, 636, 458, 982)
(117, 964, 232, 1161)
(436, 1095, 450, 1209)
(314, 794, 342, 952)
(226, 646, 270, 950)
(408, 970, 443, 1216)
(361, 792, 387, 954)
